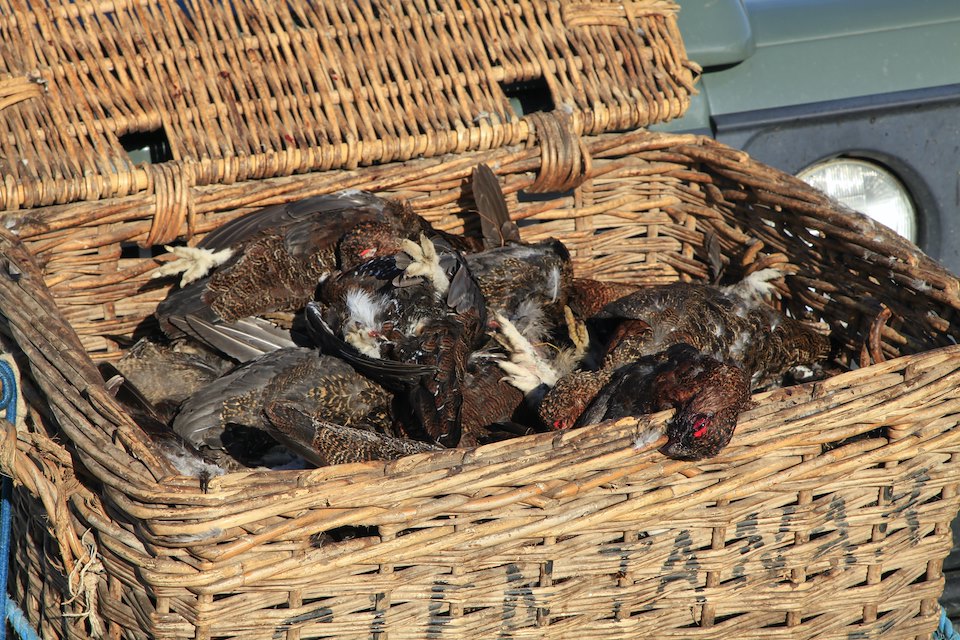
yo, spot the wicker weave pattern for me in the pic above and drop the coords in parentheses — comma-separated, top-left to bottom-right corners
(0, 0, 693, 217)
(1, 127, 959, 638)
(1, 1, 959, 636)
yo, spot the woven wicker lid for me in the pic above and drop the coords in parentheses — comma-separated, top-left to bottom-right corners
(0, 0, 696, 231)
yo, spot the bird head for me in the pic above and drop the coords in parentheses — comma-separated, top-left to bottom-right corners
(661, 410, 736, 461)
(657, 350, 751, 461)
(338, 221, 404, 270)
(538, 389, 591, 431)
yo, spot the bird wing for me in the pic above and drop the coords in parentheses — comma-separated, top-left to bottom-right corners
(199, 192, 391, 251)
(472, 163, 521, 249)
(398, 318, 468, 447)
(172, 347, 316, 449)
(176, 314, 299, 362)
(264, 402, 441, 466)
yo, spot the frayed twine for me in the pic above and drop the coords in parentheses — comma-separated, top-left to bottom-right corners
(62, 529, 105, 638)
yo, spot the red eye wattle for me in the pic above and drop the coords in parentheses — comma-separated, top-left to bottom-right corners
(692, 417, 710, 439)
(553, 419, 566, 430)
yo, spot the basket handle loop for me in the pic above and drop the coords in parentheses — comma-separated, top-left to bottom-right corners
(144, 162, 196, 247)
(525, 110, 591, 194)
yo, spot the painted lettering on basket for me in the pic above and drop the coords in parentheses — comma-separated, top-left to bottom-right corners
(426, 599, 453, 637)
(415, 578, 458, 639)
(600, 541, 638, 619)
(371, 592, 388, 637)
(500, 563, 538, 630)
(811, 496, 856, 566)
(882, 466, 930, 544)
(657, 530, 700, 594)
(728, 511, 791, 580)
(602, 536, 658, 617)
(846, 614, 897, 639)
(735, 512, 764, 556)
(759, 512, 790, 574)
(775, 505, 796, 544)
(599, 539, 650, 578)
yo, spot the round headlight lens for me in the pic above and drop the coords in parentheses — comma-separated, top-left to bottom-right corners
(797, 158, 917, 243)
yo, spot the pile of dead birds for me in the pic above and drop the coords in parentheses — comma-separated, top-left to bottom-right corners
(102, 164, 832, 482)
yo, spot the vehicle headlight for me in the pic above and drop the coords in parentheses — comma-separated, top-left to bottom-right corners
(796, 158, 917, 243)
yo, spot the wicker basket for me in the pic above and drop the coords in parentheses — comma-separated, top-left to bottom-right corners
(4, 1, 960, 639)
(1, 128, 960, 640)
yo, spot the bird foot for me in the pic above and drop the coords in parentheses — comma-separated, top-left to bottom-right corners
(564, 305, 590, 358)
(152, 245, 235, 287)
(398, 233, 449, 296)
(723, 267, 783, 303)
(491, 312, 561, 393)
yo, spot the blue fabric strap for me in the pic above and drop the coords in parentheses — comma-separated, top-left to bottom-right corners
(936, 607, 960, 640)
(0, 359, 17, 640)
(0, 359, 41, 640)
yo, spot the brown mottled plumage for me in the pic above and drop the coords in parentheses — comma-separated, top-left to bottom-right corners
(594, 273, 830, 385)
(173, 347, 393, 464)
(155, 192, 439, 339)
(112, 337, 233, 420)
(264, 403, 442, 466)
(100, 362, 235, 484)
(568, 277, 640, 318)
(466, 239, 574, 340)
(458, 352, 526, 447)
(658, 351, 752, 460)
(307, 236, 487, 448)
(537, 368, 614, 431)
(577, 343, 752, 460)
(469, 162, 576, 344)
(536, 271, 829, 460)
(390, 316, 472, 447)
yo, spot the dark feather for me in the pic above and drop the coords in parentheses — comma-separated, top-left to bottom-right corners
(110, 337, 232, 412)
(394, 317, 468, 447)
(472, 163, 521, 248)
(172, 347, 394, 455)
(351, 254, 405, 282)
(100, 362, 176, 429)
(466, 239, 572, 334)
(199, 192, 392, 251)
(100, 362, 228, 479)
(156, 191, 428, 333)
(179, 314, 298, 362)
(705, 229, 725, 285)
(445, 255, 486, 319)
(157, 278, 217, 337)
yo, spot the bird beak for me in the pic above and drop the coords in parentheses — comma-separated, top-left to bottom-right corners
(660, 435, 695, 460)
(660, 438, 682, 459)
